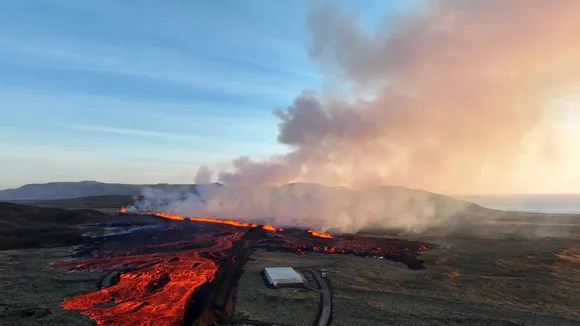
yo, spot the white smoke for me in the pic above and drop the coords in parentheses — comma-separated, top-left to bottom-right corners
(128, 183, 474, 233)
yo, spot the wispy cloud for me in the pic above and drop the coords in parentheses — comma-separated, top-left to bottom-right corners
(0, 37, 308, 100)
(67, 124, 287, 155)
(70, 125, 200, 140)
(225, 55, 322, 80)
(0, 0, 317, 188)
(0, 87, 281, 140)
(0, 147, 70, 158)
(0, 144, 231, 163)
(0, 86, 271, 118)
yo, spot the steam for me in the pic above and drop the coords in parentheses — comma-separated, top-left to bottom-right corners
(194, 166, 213, 184)
(213, 0, 580, 195)
(129, 183, 474, 233)
(131, 1, 580, 236)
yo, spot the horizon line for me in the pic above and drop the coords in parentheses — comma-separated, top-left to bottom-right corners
(1, 180, 579, 196)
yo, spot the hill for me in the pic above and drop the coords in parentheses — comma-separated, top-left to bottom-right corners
(23, 195, 137, 209)
(0, 181, 219, 200)
(1, 181, 493, 234)
(0, 202, 113, 250)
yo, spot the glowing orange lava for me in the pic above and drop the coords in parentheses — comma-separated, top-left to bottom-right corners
(55, 210, 432, 325)
(155, 212, 184, 220)
(262, 224, 284, 232)
(119, 207, 127, 213)
(308, 229, 334, 239)
(60, 254, 217, 326)
(151, 211, 283, 232)
(189, 216, 258, 228)
(54, 232, 243, 326)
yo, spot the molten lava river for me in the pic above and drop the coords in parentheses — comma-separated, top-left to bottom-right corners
(51, 211, 432, 326)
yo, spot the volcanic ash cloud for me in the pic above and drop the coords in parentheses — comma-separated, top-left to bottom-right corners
(214, 0, 580, 195)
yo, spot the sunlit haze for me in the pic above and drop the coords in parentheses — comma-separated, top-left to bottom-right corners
(1, 0, 578, 195)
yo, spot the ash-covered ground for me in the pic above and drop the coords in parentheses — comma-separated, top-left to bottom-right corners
(235, 236, 580, 326)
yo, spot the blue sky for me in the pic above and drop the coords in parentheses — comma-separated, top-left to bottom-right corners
(0, 0, 420, 189)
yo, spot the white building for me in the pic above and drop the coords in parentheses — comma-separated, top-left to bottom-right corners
(264, 267, 304, 288)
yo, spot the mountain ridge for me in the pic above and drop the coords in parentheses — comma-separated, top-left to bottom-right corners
(0, 181, 223, 200)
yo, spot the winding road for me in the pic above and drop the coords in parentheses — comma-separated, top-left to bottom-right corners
(305, 269, 332, 326)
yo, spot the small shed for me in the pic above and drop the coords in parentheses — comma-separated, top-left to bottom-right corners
(263, 267, 303, 288)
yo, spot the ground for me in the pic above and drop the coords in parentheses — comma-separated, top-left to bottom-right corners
(234, 235, 580, 326)
(233, 253, 321, 325)
(6, 238, 580, 326)
(13, 195, 136, 213)
(0, 202, 113, 250)
(2, 200, 580, 325)
(0, 247, 102, 326)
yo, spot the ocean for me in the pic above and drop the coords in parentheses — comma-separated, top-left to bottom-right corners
(459, 195, 580, 214)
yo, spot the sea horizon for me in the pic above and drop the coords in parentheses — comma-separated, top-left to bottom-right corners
(460, 195, 580, 214)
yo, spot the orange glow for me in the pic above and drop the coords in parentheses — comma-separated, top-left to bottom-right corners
(189, 216, 258, 228)
(60, 255, 217, 325)
(448, 270, 461, 281)
(55, 231, 244, 325)
(260, 224, 283, 232)
(119, 207, 127, 213)
(261, 224, 276, 231)
(55, 209, 431, 324)
(153, 211, 286, 231)
(157, 211, 258, 227)
(308, 229, 334, 239)
(134, 210, 327, 236)
(156, 212, 185, 221)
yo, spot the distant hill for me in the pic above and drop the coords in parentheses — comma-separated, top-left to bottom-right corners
(0, 181, 222, 200)
(25, 195, 137, 210)
(0, 202, 113, 250)
(0, 181, 497, 237)
(1, 181, 493, 231)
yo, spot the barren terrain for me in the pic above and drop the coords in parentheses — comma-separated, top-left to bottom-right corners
(235, 232, 580, 326)
(0, 202, 113, 250)
(0, 247, 102, 326)
(2, 198, 580, 325)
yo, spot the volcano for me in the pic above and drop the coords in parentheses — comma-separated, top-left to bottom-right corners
(52, 211, 432, 326)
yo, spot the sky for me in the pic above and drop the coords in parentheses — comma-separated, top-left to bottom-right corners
(1, 1, 578, 195)
(0, 0, 425, 189)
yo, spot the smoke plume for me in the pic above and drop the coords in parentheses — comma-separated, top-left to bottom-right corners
(213, 0, 580, 195)
(193, 166, 213, 184)
(130, 183, 477, 233)
(130, 1, 580, 237)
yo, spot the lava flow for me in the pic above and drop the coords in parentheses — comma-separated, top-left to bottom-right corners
(133, 209, 283, 232)
(53, 210, 432, 326)
(308, 228, 334, 239)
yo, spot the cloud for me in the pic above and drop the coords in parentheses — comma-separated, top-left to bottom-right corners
(0, 37, 303, 100)
(70, 125, 198, 140)
(67, 124, 286, 159)
(209, 0, 580, 194)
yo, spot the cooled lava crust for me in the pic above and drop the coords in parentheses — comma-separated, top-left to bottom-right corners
(52, 213, 432, 326)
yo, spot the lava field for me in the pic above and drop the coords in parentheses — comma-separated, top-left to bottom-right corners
(52, 211, 432, 326)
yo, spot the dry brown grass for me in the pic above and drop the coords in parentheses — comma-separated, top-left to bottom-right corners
(2, 208, 580, 326)
(233, 253, 321, 326)
(0, 247, 102, 326)
(234, 233, 580, 326)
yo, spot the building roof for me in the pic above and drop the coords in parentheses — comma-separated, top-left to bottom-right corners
(264, 267, 302, 282)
